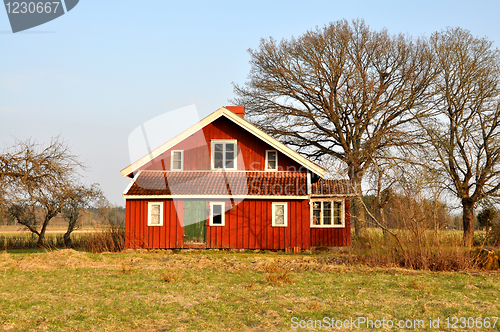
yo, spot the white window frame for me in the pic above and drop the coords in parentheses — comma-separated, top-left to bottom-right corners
(147, 202, 164, 226)
(170, 150, 184, 171)
(310, 199, 345, 228)
(272, 202, 288, 227)
(265, 150, 278, 171)
(211, 140, 237, 170)
(209, 202, 225, 226)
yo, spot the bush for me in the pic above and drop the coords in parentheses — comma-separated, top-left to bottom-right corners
(473, 248, 500, 270)
(485, 222, 500, 247)
(351, 229, 477, 271)
(77, 225, 125, 253)
(474, 232, 488, 246)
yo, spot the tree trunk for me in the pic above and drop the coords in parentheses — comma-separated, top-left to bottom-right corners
(351, 177, 366, 237)
(64, 231, 73, 248)
(462, 198, 475, 247)
(37, 225, 47, 247)
(378, 206, 387, 235)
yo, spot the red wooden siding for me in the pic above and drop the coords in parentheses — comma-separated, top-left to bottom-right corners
(125, 199, 183, 249)
(310, 200, 351, 247)
(125, 198, 351, 249)
(206, 199, 311, 250)
(138, 117, 304, 172)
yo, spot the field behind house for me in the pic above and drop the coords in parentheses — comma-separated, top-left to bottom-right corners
(1, 249, 499, 331)
(0, 223, 104, 234)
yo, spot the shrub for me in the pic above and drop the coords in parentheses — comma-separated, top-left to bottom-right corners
(77, 225, 125, 253)
(485, 221, 500, 247)
(351, 229, 477, 271)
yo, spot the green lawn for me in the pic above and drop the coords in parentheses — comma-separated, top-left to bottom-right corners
(0, 249, 499, 331)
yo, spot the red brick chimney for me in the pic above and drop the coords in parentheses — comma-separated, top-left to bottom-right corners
(225, 106, 245, 119)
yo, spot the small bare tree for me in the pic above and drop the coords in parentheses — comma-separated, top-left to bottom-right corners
(93, 198, 125, 227)
(2, 137, 84, 246)
(62, 184, 103, 248)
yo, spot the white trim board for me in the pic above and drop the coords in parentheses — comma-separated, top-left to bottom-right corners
(122, 170, 142, 195)
(123, 195, 309, 200)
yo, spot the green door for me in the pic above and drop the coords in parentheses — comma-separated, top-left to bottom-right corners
(184, 201, 207, 244)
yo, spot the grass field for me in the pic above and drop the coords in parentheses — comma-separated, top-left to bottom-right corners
(0, 225, 99, 234)
(1, 249, 499, 331)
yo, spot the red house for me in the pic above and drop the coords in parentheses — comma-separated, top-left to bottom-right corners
(121, 106, 353, 250)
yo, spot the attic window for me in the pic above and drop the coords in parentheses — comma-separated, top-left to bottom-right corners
(266, 150, 278, 171)
(211, 140, 237, 170)
(171, 150, 183, 171)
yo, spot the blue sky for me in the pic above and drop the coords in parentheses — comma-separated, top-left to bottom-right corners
(1, 0, 499, 205)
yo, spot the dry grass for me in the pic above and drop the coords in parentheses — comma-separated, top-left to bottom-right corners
(0, 225, 125, 252)
(263, 263, 293, 284)
(77, 225, 125, 253)
(0, 250, 499, 331)
(120, 260, 133, 274)
(0, 233, 65, 249)
(161, 270, 177, 283)
(351, 229, 488, 271)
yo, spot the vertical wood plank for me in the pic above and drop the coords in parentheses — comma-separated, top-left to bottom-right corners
(303, 199, 310, 249)
(125, 200, 130, 248)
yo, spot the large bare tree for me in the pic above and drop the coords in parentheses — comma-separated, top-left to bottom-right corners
(418, 27, 500, 246)
(232, 19, 436, 235)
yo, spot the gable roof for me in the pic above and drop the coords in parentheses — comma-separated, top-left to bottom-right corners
(120, 107, 326, 178)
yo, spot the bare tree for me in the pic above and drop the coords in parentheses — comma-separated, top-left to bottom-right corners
(93, 198, 125, 227)
(8, 187, 68, 246)
(365, 155, 400, 230)
(232, 19, 436, 235)
(2, 137, 84, 246)
(62, 184, 103, 248)
(417, 27, 500, 246)
(1, 137, 80, 187)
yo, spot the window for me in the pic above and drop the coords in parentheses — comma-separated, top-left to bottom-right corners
(209, 202, 225, 226)
(148, 202, 164, 226)
(266, 150, 278, 171)
(272, 202, 288, 227)
(171, 150, 183, 171)
(311, 200, 344, 228)
(211, 140, 237, 170)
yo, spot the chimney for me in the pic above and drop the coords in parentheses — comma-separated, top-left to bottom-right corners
(225, 106, 245, 119)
